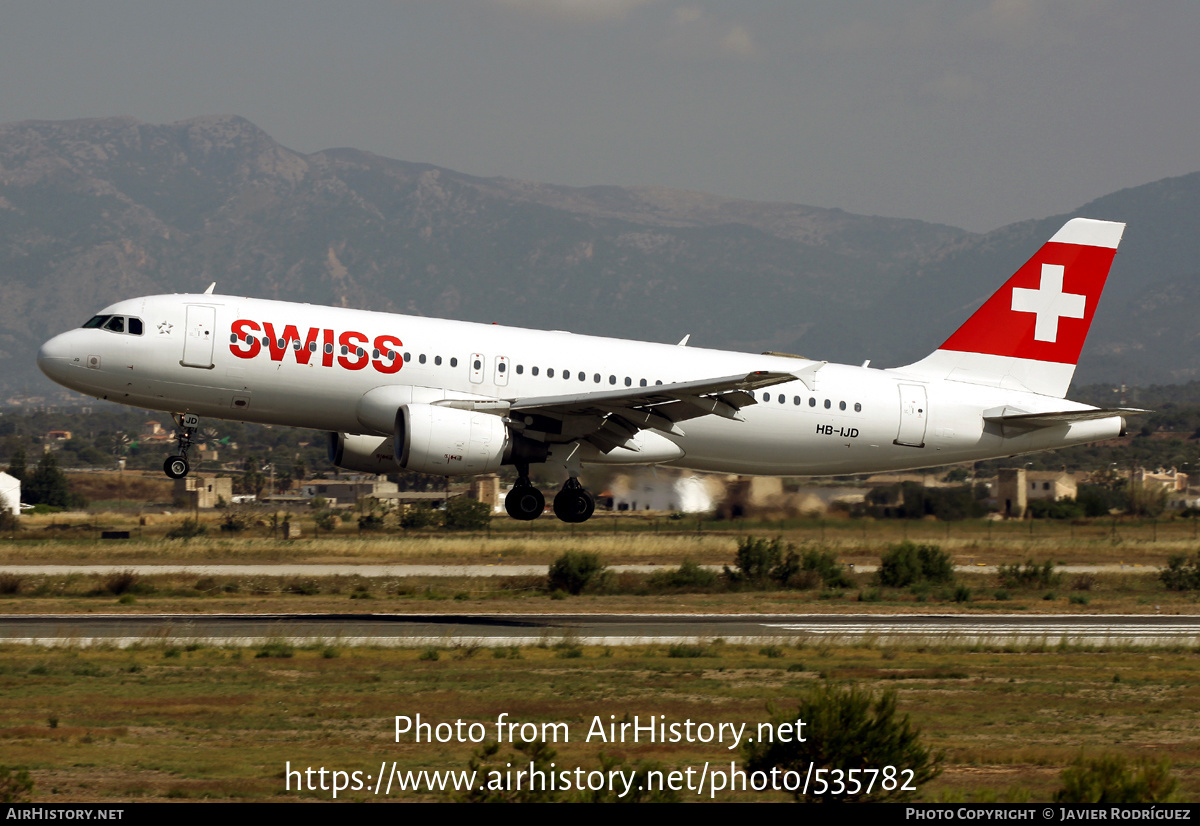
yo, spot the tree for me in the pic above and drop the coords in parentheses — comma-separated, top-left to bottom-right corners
(1055, 754, 1179, 804)
(24, 451, 77, 508)
(5, 445, 26, 483)
(743, 683, 941, 803)
(442, 496, 491, 530)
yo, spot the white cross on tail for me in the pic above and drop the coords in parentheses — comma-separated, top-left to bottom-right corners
(1010, 263, 1085, 343)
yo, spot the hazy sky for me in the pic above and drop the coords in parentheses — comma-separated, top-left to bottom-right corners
(2, 0, 1196, 232)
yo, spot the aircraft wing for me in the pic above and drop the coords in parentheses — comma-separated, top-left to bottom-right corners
(495, 370, 796, 452)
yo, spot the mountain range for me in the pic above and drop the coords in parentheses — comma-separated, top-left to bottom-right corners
(2, 115, 1198, 401)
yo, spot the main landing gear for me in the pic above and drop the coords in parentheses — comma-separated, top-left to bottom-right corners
(504, 476, 546, 521)
(503, 467, 596, 524)
(552, 478, 595, 524)
(163, 413, 199, 480)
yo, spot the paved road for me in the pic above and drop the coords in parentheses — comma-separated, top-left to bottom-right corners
(1, 612, 1195, 647)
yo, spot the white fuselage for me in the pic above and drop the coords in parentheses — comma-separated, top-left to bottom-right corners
(36, 293, 1122, 477)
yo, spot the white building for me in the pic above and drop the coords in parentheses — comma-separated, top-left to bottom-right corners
(0, 472, 20, 517)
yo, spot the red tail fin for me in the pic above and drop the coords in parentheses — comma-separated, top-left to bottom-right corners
(902, 218, 1124, 397)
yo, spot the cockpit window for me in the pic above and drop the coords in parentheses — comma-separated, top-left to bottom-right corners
(82, 315, 144, 335)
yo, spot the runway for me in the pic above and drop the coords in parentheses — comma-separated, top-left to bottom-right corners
(1, 612, 1197, 647)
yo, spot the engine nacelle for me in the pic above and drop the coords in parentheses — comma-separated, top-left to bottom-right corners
(396, 403, 546, 476)
(327, 432, 401, 474)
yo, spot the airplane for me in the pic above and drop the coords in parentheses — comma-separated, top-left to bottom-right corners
(37, 217, 1138, 523)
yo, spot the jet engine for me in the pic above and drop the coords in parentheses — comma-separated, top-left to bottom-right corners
(395, 403, 547, 476)
(327, 432, 400, 474)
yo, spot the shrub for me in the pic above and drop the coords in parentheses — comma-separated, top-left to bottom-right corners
(877, 541, 954, 587)
(166, 517, 206, 540)
(357, 513, 386, 531)
(255, 640, 295, 659)
(0, 765, 34, 803)
(998, 559, 1060, 589)
(104, 570, 141, 596)
(219, 510, 248, 533)
(442, 496, 492, 531)
(1054, 754, 1179, 804)
(1161, 554, 1200, 591)
(648, 560, 719, 590)
(547, 551, 607, 595)
(400, 505, 440, 529)
(743, 683, 941, 802)
(726, 537, 851, 589)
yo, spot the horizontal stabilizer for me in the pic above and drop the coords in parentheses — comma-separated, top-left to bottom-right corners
(982, 406, 1148, 429)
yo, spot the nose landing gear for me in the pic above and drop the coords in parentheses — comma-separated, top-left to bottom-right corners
(163, 413, 199, 480)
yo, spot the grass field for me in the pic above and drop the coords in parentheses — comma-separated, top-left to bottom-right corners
(3, 511, 1199, 803)
(1, 640, 1198, 803)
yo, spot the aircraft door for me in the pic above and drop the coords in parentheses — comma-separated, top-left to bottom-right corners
(469, 353, 485, 384)
(894, 384, 927, 447)
(181, 305, 216, 369)
(494, 355, 509, 386)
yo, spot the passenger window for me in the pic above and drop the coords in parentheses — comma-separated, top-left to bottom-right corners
(839, 401, 846, 411)
(793, 396, 800, 405)
(450, 357, 458, 367)
(809, 398, 816, 407)
(778, 394, 785, 404)
(404, 352, 412, 362)
(824, 399, 831, 409)
(435, 356, 442, 366)
(104, 317, 125, 333)
(532, 366, 539, 376)
(594, 373, 601, 383)
(128, 318, 144, 336)
(640, 379, 647, 387)
(516, 365, 523, 375)
(609, 375, 616, 385)
(498, 361, 506, 373)
(473, 358, 482, 370)
(309, 342, 317, 352)
(325, 343, 334, 355)
(419, 354, 427, 364)
(854, 403, 862, 412)
(625, 377, 632, 386)
(548, 368, 555, 378)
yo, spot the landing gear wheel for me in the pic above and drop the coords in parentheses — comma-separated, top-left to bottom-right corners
(163, 413, 199, 480)
(553, 479, 595, 523)
(505, 481, 545, 521)
(164, 456, 190, 479)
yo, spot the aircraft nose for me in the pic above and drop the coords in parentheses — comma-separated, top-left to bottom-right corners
(37, 332, 76, 383)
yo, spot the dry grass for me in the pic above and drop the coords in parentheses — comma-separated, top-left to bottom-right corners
(1, 510, 1195, 568)
(1, 641, 1199, 802)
